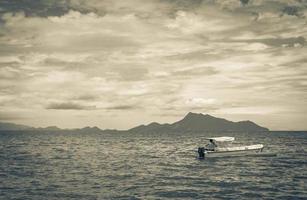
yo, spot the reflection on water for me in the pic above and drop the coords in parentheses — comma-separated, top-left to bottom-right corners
(0, 131, 306, 199)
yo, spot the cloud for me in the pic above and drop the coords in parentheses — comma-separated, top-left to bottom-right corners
(105, 105, 140, 110)
(282, 6, 302, 17)
(46, 102, 96, 110)
(172, 66, 219, 77)
(74, 94, 99, 101)
(108, 64, 149, 81)
(225, 36, 306, 48)
(0, 0, 306, 130)
(184, 97, 219, 110)
(240, 0, 250, 6)
(0, 0, 70, 17)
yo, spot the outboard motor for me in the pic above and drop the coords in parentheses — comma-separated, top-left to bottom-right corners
(198, 147, 205, 159)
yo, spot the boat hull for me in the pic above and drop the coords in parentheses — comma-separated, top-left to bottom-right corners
(204, 148, 267, 158)
(197, 139, 276, 159)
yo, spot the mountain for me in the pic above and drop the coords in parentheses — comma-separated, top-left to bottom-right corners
(72, 126, 103, 133)
(129, 122, 171, 133)
(0, 122, 104, 133)
(128, 112, 269, 133)
(36, 126, 62, 131)
(0, 112, 269, 133)
(0, 122, 33, 131)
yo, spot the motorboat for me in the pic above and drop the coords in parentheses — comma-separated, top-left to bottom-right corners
(197, 136, 275, 159)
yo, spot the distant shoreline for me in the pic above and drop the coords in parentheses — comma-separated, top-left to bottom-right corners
(4, 113, 306, 133)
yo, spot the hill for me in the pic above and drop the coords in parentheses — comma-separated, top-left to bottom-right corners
(0, 112, 269, 133)
(129, 112, 269, 133)
(0, 122, 33, 131)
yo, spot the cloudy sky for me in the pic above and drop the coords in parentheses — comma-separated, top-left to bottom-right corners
(0, 0, 306, 130)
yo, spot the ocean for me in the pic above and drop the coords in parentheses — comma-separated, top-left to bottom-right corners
(0, 131, 306, 199)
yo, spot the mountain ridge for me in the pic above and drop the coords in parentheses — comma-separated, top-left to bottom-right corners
(0, 112, 269, 133)
(129, 112, 269, 133)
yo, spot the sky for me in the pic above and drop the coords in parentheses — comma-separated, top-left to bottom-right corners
(0, 0, 306, 130)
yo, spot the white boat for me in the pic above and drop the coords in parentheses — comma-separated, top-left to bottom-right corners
(197, 136, 274, 159)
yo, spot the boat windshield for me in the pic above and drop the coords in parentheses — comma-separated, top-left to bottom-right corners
(206, 137, 235, 142)
(205, 138, 234, 150)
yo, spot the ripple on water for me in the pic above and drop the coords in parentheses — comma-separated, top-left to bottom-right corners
(0, 131, 306, 199)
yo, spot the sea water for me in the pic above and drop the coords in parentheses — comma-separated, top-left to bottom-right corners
(0, 131, 306, 199)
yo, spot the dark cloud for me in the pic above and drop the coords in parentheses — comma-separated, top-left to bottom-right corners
(1, 0, 307, 20)
(164, 0, 204, 11)
(0, 0, 70, 17)
(46, 102, 96, 110)
(105, 105, 140, 110)
(282, 6, 301, 17)
(240, 0, 249, 6)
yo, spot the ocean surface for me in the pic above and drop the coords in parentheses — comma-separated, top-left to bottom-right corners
(0, 131, 306, 200)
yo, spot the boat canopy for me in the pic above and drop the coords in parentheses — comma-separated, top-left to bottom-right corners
(206, 137, 235, 142)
